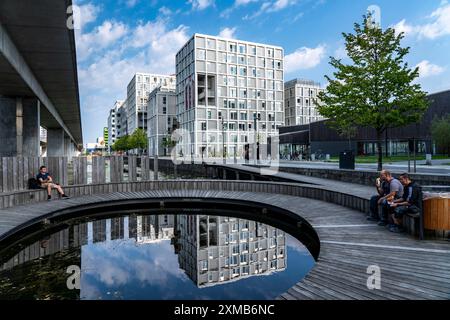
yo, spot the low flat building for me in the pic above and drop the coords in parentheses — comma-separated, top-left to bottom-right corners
(279, 89, 450, 157)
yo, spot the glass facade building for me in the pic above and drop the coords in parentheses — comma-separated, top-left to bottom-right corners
(175, 34, 285, 159)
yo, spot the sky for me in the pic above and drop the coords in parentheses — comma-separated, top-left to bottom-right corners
(73, 0, 450, 144)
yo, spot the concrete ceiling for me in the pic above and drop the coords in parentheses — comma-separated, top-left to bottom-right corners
(0, 0, 82, 145)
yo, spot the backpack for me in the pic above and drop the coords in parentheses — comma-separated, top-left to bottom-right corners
(28, 178, 41, 190)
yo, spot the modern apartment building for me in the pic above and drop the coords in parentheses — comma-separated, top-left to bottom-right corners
(174, 215, 286, 287)
(175, 34, 285, 159)
(147, 86, 178, 156)
(126, 73, 176, 135)
(284, 79, 325, 126)
(107, 100, 125, 150)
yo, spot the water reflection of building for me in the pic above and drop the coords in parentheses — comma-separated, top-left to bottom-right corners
(0, 223, 88, 272)
(174, 215, 286, 287)
(137, 215, 174, 243)
(0, 215, 172, 270)
(1, 214, 287, 291)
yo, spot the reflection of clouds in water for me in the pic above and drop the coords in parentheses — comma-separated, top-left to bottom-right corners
(286, 235, 309, 254)
(81, 239, 186, 293)
(80, 280, 104, 300)
(133, 256, 186, 287)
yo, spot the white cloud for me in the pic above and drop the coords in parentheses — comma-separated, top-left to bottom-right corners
(78, 3, 100, 29)
(269, 0, 297, 12)
(221, 0, 259, 17)
(417, 4, 450, 39)
(126, 0, 139, 8)
(285, 44, 326, 73)
(245, 0, 297, 19)
(235, 0, 260, 5)
(77, 21, 189, 115)
(159, 6, 172, 16)
(129, 20, 167, 48)
(334, 45, 348, 60)
(416, 60, 445, 78)
(218, 27, 237, 39)
(392, 19, 414, 37)
(188, 0, 215, 11)
(77, 21, 128, 61)
(392, 3, 450, 39)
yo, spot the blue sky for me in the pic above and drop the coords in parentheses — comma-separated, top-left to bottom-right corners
(74, 0, 450, 144)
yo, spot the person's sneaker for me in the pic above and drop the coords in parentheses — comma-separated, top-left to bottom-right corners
(61, 194, 70, 200)
(377, 221, 387, 226)
(47, 196, 52, 201)
(389, 225, 405, 233)
(386, 223, 396, 229)
(366, 216, 379, 222)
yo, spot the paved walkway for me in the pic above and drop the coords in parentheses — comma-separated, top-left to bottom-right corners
(277, 160, 450, 176)
(218, 163, 375, 200)
(1, 189, 449, 300)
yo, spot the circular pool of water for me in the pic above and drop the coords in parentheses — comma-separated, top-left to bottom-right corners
(0, 209, 316, 300)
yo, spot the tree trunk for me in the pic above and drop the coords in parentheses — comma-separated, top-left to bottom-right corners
(377, 130, 383, 171)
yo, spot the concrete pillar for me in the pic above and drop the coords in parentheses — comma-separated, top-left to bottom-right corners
(0, 97, 17, 156)
(0, 97, 40, 157)
(47, 128, 65, 156)
(22, 99, 41, 157)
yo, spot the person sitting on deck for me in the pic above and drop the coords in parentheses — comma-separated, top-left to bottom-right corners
(376, 170, 404, 226)
(36, 166, 70, 201)
(388, 173, 422, 233)
(367, 172, 390, 222)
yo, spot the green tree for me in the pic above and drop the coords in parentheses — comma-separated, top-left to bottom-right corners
(129, 128, 148, 155)
(112, 135, 130, 152)
(162, 135, 176, 156)
(431, 115, 450, 156)
(318, 14, 429, 171)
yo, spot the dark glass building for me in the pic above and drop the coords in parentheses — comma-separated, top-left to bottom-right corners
(279, 89, 450, 157)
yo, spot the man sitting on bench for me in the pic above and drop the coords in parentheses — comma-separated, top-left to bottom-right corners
(389, 173, 422, 233)
(37, 166, 70, 201)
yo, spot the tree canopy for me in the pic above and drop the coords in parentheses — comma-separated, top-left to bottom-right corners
(111, 129, 148, 154)
(318, 14, 429, 170)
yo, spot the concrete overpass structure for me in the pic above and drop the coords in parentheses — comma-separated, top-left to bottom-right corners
(0, 0, 82, 157)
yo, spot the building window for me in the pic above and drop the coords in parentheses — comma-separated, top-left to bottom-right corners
(201, 122, 207, 131)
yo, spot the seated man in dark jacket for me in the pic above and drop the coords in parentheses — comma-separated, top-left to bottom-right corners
(37, 166, 70, 201)
(389, 173, 422, 233)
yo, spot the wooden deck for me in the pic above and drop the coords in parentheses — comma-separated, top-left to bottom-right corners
(0, 182, 449, 300)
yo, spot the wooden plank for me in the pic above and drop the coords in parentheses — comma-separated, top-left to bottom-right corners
(129, 156, 137, 182)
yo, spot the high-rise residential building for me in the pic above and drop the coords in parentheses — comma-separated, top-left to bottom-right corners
(175, 34, 285, 159)
(136, 215, 175, 244)
(118, 101, 128, 138)
(147, 86, 178, 157)
(107, 100, 125, 150)
(284, 79, 325, 126)
(126, 73, 176, 135)
(174, 215, 286, 287)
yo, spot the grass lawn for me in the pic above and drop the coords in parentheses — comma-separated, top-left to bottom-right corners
(329, 155, 450, 164)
